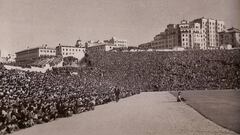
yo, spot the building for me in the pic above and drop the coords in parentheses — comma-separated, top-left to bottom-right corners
(56, 40, 85, 60)
(138, 42, 152, 49)
(219, 27, 240, 48)
(141, 20, 203, 50)
(16, 45, 56, 63)
(6, 54, 16, 62)
(86, 37, 128, 52)
(151, 24, 180, 49)
(140, 24, 180, 50)
(192, 17, 225, 49)
(85, 40, 105, 48)
(165, 24, 180, 49)
(179, 20, 203, 49)
(0, 50, 15, 63)
(87, 43, 116, 52)
(104, 37, 127, 47)
(152, 32, 167, 49)
(139, 17, 225, 50)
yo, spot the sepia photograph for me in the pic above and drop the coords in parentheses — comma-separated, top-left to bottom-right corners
(0, 0, 240, 135)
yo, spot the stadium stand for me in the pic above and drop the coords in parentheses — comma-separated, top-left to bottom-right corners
(88, 49, 240, 91)
(0, 49, 239, 134)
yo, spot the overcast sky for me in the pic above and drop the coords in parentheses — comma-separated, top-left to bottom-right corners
(0, 0, 240, 55)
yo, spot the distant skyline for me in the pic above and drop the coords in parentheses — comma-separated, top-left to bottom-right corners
(0, 0, 240, 55)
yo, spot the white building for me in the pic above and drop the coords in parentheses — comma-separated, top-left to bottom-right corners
(192, 17, 225, 49)
(56, 41, 85, 60)
(87, 43, 116, 52)
(179, 20, 203, 49)
(139, 17, 225, 50)
(6, 54, 16, 62)
(86, 37, 128, 52)
(104, 37, 128, 47)
(16, 45, 56, 63)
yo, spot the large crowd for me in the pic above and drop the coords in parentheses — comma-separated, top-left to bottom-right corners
(88, 49, 240, 91)
(1, 49, 240, 134)
(0, 65, 138, 134)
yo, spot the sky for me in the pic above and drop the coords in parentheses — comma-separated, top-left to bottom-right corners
(0, 0, 240, 55)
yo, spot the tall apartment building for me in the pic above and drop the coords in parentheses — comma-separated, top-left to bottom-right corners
(141, 20, 203, 50)
(179, 20, 203, 49)
(151, 24, 180, 49)
(150, 32, 166, 49)
(139, 17, 225, 50)
(192, 17, 225, 49)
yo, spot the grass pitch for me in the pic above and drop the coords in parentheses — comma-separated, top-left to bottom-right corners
(170, 90, 240, 134)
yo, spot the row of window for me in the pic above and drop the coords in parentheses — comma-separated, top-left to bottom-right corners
(114, 41, 127, 43)
(182, 38, 189, 41)
(40, 50, 56, 53)
(116, 44, 125, 47)
(182, 43, 207, 47)
(62, 48, 82, 51)
(182, 34, 189, 37)
(90, 46, 113, 51)
(203, 21, 223, 26)
(182, 43, 189, 46)
(180, 26, 189, 28)
(40, 54, 54, 56)
(62, 52, 76, 55)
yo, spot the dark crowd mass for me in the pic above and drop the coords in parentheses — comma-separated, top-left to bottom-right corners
(1, 49, 240, 134)
(89, 49, 240, 91)
(0, 65, 138, 135)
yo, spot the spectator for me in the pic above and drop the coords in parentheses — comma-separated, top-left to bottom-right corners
(114, 87, 120, 102)
(0, 49, 239, 134)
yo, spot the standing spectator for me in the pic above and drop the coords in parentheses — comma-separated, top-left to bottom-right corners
(114, 87, 120, 102)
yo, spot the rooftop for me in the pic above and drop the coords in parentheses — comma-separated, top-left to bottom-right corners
(227, 27, 240, 33)
(56, 45, 85, 48)
(16, 46, 56, 54)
